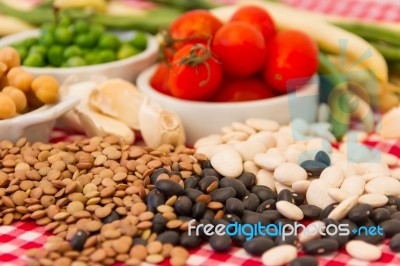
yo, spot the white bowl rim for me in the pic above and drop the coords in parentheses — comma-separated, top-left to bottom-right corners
(0, 29, 159, 73)
(137, 64, 319, 109)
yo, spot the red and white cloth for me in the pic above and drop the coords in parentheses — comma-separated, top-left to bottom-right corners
(2, 0, 400, 265)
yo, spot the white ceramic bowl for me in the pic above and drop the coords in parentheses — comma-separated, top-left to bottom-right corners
(137, 64, 320, 145)
(0, 96, 79, 143)
(0, 29, 159, 83)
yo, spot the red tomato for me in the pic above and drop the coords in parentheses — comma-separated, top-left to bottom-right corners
(169, 10, 223, 50)
(263, 30, 319, 94)
(169, 43, 222, 101)
(212, 21, 267, 78)
(150, 62, 171, 96)
(212, 78, 275, 102)
(230, 6, 276, 42)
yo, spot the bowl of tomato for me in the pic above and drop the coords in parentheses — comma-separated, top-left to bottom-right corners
(138, 6, 320, 145)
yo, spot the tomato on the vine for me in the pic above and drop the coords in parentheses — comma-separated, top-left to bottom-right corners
(150, 62, 171, 96)
(230, 6, 276, 42)
(212, 21, 267, 78)
(212, 78, 275, 102)
(263, 30, 318, 94)
(168, 43, 222, 101)
(169, 10, 223, 50)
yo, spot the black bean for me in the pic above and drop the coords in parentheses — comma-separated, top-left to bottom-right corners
(192, 202, 207, 220)
(275, 234, 298, 246)
(275, 219, 295, 228)
(155, 179, 183, 197)
(390, 233, 400, 252)
(198, 176, 219, 192)
(212, 218, 230, 227)
(202, 168, 221, 179)
(324, 233, 349, 247)
(292, 192, 305, 206)
(262, 210, 283, 222)
(242, 211, 270, 227)
(175, 196, 193, 216)
(202, 160, 212, 169)
(198, 219, 212, 240)
(380, 219, 400, 237)
(101, 210, 120, 224)
(315, 150, 331, 166)
(370, 208, 391, 224)
(320, 203, 338, 220)
(70, 230, 89, 251)
(146, 190, 165, 212)
(302, 239, 339, 255)
(210, 187, 236, 203)
(387, 196, 400, 210)
(150, 168, 169, 184)
(244, 237, 275, 256)
(203, 209, 215, 222)
(300, 160, 328, 177)
(391, 211, 400, 220)
(184, 175, 201, 189)
(133, 237, 148, 246)
(256, 199, 276, 212)
(252, 186, 277, 202)
(243, 193, 260, 211)
(226, 198, 245, 217)
(277, 189, 294, 203)
(157, 230, 180, 245)
(385, 206, 398, 214)
(184, 188, 204, 202)
(347, 204, 373, 224)
(354, 231, 385, 244)
(289, 256, 319, 266)
(299, 205, 322, 219)
(219, 177, 247, 199)
(251, 185, 272, 193)
(323, 218, 339, 227)
(210, 234, 232, 252)
(339, 219, 358, 238)
(232, 233, 247, 247)
(180, 231, 202, 249)
(223, 213, 241, 224)
(152, 213, 166, 234)
(357, 218, 375, 228)
(237, 172, 255, 190)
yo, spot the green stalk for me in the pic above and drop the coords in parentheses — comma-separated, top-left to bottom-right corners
(0, 1, 54, 25)
(370, 42, 400, 61)
(318, 52, 350, 138)
(333, 22, 400, 47)
(150, 0, 220, 10)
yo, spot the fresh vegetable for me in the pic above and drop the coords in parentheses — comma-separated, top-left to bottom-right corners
(13, 18, 148, 68)
(150, 62, 171, 96)
(168, 10, 223, 50)
(263, 30, 319, 93)
(212, 78, 275, 102)
(212, 21, 267, 77)
(168, 43, 222, 101)
(230, 5, 275, 42)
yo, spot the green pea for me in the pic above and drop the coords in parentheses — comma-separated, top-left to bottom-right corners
(74, 20, 89, 34)
(23, 53, 45, 67)
(84, 52, 99, 65)
(74, 33, 97, 48)
(98, 49, 115, 63)
(64, 45, 82, 58)
(58, 16, 72, 27)
(29, 45, 47, 56)
(40, 22, 56, 35)
(117, 44, 139, 60)
(66, 56, 87, 67)
(129, 32, 147, 50)
(98, 33, 121, 50)
(22, 37, 39, 48)
(39, 34, 55, 47)
(14, 46, 28, 61)
(89, 24, 105, 38)
(47, 45, 64, 67)
(55, 27, 73, 45)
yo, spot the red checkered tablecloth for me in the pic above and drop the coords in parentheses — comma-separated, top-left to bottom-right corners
(2, 0, 400, 265)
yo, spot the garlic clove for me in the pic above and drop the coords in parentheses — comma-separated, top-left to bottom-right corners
(139, 97, 185, 148)
(89, 79, 143, 130)
(75, 106, 135, 144)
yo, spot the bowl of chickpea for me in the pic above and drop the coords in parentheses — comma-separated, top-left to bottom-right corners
(0, 46, 79, 142)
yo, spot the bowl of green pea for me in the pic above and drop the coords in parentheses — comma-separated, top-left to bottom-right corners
(0, 17, 159, 82)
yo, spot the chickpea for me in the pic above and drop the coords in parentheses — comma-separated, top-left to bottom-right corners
(2, 86, 27, 113)
(26, 90, 44, 109)
(0, 92, 16, 119)
(0, 62, 7, 80)
(0, 47, 20, 69)
(31, 75, 60, 104)
(7, 67, 33, 92)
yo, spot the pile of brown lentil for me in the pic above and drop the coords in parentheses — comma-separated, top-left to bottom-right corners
(0, 136, 200, 266)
